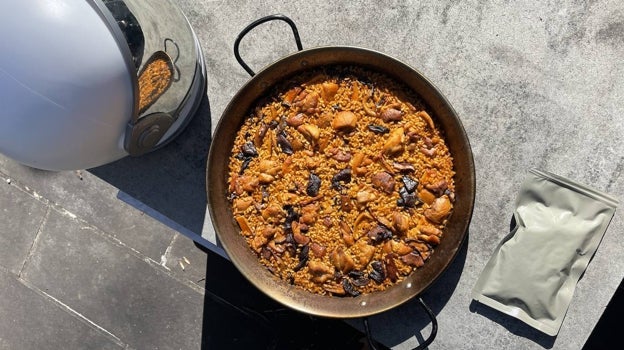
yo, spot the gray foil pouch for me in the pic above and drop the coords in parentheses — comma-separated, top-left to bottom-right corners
(471, 169, 618, 336)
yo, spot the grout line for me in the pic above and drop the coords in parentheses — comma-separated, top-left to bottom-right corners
(2, 177, 164, 267)
(2, 172, 206, 293)
(17, 276, 128, 348)
(18, 205, 51, 278)
(160, 234, 177, 269)
(41, 206, 205, 294)
(142, 257, 206, 295)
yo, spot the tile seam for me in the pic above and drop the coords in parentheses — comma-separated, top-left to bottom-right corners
(17, 205, 51, 278)
(16, 276, 128, 349)
(0, 173, 170, 264)
(160, 233, 177, 268)
(2, 172, 205, 294)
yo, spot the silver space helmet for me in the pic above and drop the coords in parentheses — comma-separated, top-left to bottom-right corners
(0, 0, 206, 170)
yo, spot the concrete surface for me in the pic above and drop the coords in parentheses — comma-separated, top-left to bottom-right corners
(184, 0, 624, 349)
(1, 0, 623, 349)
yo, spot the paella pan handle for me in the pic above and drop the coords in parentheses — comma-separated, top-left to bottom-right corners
(234, 14, 304, 77)
(363, 297, 438, 350)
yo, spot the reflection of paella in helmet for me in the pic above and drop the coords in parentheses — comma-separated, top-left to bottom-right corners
(138, 51, 174, 115)
(0, 0, 206, 171)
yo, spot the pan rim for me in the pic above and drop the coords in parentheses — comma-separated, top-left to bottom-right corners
(206, 45, 475, 318)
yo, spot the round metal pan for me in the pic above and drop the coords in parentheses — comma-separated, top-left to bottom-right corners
(206, 15, 475, 320)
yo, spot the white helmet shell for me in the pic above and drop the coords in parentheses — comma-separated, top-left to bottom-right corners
(0, 1, 134, 170)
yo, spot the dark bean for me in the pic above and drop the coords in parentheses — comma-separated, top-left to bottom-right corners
(342, 278, 361, 297)
(348, 270, 364, 279)
(369, 261, 386, 284)
(369, 270, 384, 284)
(397, 186, 418, 208)
(351, 276, 370, 287)
(331, 168, 352, 190)
(239, 158, 252, 175)
(294, 245, 309, 271)
(277, 131, 294, 155)
(241, 142, 258, 157)
(261, 247, 272, 260)
(368, 225, 393, 243)
(401, 176, 418, 193)
(348, 271, 371, 287)
(283, 205, 300, 229)
(367, 124, 389, 134)
(371, 261, 384, 272)
(306, 173, 321, 196)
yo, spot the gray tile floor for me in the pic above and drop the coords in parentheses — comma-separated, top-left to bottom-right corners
(0, 169, 204, 349)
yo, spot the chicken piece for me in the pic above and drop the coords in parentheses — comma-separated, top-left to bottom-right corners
(332, 111, 358, 132)
(424, 195, 452, 223)
(383, 127, 404, 156)
(371, 171, 395, 194)
(308, 261, 334, 283)
(329, 247, 355, 274)
(321, 82, 339, 101)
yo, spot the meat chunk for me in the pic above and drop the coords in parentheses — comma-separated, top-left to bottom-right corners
(332, 111, 358, 131)
(380, 108, 402, 122)
(371, 172, 395, 194)
(424, 195, 452, 223)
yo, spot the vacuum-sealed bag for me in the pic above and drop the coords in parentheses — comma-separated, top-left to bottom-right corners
(471, 169, 618, 336)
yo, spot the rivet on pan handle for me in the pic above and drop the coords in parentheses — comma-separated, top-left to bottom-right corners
(364, 297, 438, 350)
(234, 14, 304, 77)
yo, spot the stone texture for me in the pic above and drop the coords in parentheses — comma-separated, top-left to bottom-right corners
(0, 160, 176, 262)
(0, 179, 47, 274)
(164, 233, 209, 287)
(20, 210, 204, 350)
(182, 1, 624, 349)
(0, 269, 123, 350)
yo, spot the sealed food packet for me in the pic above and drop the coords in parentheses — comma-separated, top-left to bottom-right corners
(471, 169, 619, 336)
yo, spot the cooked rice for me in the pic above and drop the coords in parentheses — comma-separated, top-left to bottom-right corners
(227, 65, 455, 296)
